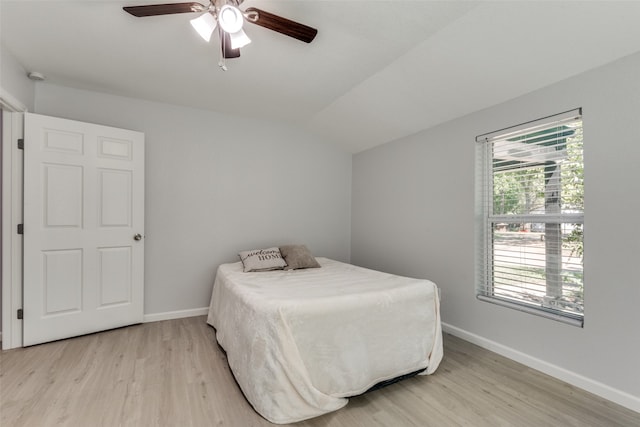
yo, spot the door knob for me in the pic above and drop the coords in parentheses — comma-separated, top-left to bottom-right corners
(134, 233, 143, 241)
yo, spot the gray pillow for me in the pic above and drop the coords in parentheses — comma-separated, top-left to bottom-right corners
(279, 245, 321, 270)
(238, 247, 287, 272)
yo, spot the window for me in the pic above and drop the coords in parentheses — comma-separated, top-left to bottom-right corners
(475, 109, 584, 326)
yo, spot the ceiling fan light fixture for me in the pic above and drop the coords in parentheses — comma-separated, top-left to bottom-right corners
(229, 28, 251, 49)
(190, 12, 217, 42)
(218, 5, 244, 34)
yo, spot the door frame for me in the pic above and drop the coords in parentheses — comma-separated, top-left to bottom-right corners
(1, 89, 26, 350)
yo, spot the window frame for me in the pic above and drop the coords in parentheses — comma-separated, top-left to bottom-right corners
(475, 108, 584, 327)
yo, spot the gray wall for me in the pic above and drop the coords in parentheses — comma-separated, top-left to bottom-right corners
(352, 52, 640, 399)
(0, 47, 35, 111)
(35, 84, 352, 315)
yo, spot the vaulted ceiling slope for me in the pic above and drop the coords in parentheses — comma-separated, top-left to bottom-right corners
(3, 1, 640, 153)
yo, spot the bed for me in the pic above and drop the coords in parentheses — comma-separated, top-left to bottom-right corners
(206, 257, 443, 424)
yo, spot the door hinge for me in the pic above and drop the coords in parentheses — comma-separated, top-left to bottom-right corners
(17, 309, 23, 319)
(17, 138, 24, 150)
(17, 224, 24, 234)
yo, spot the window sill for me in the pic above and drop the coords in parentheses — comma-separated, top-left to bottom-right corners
(477, 294, 584, 327)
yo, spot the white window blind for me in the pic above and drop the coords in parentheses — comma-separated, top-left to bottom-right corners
(475, 109, 584, 326)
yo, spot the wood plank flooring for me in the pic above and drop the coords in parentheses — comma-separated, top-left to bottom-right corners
(1, 316, 638, 426)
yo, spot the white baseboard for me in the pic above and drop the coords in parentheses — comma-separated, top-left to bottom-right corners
(143, 307, 209, 323)
(441, 322, 640, 414)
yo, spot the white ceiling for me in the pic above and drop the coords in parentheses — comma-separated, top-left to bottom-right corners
(3, 1, 640, 153)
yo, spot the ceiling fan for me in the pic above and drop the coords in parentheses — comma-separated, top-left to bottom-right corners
(123, 1, 317, 70)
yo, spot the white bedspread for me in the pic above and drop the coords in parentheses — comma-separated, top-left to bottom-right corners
(206, 258, 443, 423)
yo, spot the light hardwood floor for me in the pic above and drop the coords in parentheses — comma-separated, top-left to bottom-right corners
(1, 316, 638, 426)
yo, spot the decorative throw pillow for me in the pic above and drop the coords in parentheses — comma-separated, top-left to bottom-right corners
(238, 247, 287, 272)
(279, 245, 321, 270)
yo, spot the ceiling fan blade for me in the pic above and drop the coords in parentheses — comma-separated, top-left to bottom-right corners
(244, 7, 317, 43)
(221, 29, 241, 59)
(123, 2, 206, 17)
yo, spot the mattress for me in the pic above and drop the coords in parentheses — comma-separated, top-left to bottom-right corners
(206, 257, 443, 423)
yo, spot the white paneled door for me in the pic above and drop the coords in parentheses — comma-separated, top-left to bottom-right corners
(23, 113, 144, 346)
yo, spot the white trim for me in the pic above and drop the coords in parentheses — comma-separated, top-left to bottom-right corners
(0, 88, 28, 113)
(1, 87, 27, 350)
(442, 322, 640, 414)
(143, 307, 209, 323)
(2, 111, 24, 350)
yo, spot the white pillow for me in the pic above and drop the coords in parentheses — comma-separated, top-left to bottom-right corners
(238, 247, 287, 272)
